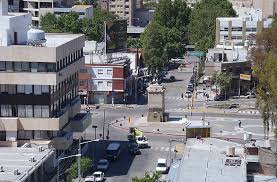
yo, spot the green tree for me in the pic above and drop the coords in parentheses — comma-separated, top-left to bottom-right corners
(215, 72, 232, 99)
(40, 13, 61, 33)
(251, 23, 277, 139)
(66, 157, 92, 181)
(188, 0, 236, 51)
(132, 172, 161, 182)
(58, 12, 82, 33)
(127, 37, 142, 48)
(141, 0, 190, 72)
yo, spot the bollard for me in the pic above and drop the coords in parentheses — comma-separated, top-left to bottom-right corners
(182, 128, 185, 131)
(185, 115, 187, 118)
(142, 114, 144, 117)
(157, 129, 160, 132)
(120, 124, 122, 127)
(124, 116, 126, 119)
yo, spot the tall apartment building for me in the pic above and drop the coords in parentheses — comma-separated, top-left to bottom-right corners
(23, 0, 93, 25)
(109, 0, 135, 26)
(0, 0, 90, 150)
(215, 9, 273, 46)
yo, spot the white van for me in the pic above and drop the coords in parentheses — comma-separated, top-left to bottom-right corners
(106, 143, 121, 161)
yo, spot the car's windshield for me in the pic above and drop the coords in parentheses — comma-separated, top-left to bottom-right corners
(157, 163, 166, 167)
(94, 174, 101, 178)
(98, 161, 107, 165)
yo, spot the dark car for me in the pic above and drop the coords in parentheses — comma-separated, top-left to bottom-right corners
(214, 94, 229, 101)
(128, 142, 141, 155)
(169, 76, 176, 82)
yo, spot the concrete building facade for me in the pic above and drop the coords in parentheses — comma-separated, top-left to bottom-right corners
(215, 16, 273, 46)
(0, 2, 90, 150)
(109, 0, 135, 26)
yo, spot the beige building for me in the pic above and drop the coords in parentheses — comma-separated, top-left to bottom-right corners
(109, 0, 135, 26)
(0, 1, 90, 150)
(229, 0, 277, 18)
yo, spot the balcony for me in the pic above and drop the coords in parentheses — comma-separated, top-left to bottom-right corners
(70, 113, 92, 132)
(49, 132, 73, 150)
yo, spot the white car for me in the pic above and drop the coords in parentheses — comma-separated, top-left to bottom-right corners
(136, 136, 149, 148)
(185, 91, 192, 98)
(156, 158, 168, 174)
(97, 159, 109, 171)
(93, 171, 105, 182)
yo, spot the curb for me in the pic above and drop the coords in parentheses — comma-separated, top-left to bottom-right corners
(238, 110, 260, 115)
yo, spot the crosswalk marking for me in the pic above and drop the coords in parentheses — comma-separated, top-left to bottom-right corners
(165, 147, 169, 151)
(154, 147, 159, 151)
(150, 146, 177, 152)
(160, 147, 165, 151)
(171, 148, 175, 152)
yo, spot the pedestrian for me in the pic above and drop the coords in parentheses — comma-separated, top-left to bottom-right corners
(181, 93, 184, 98)
(238, 120, 242, 128)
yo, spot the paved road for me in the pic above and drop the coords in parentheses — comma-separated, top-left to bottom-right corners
(80, 68, 263, 181)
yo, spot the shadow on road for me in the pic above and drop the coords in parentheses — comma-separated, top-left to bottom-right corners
(84, 140, 136, 178)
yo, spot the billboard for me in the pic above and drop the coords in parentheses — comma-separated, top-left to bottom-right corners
(105, 20, 127, 53)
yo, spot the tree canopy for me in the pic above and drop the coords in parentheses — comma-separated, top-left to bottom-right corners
(41, 9, 116, 41)
(66, 157, 92, 181)
(188, 0, 236, 51)
(132, 172, 160, 182)
(251, 20, 277, 138)
(141, 0, 190, 73)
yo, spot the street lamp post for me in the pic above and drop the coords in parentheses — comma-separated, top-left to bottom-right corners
(77, 139, 100, 181)
(57, 154, 81, 182)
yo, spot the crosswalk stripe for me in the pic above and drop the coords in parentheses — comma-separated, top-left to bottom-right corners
(160, 147, 164, 151)
(171, 148, 175, 152)
(154, 147, 159, 151)
(165, 147, 169, 151)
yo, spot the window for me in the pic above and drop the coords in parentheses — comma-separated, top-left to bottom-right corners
(7, 85, 16, 94)
(34, 105, 42, 117)
(98, 81, 103, 86)
(24, 85, 32, 94)
(0, 131, 6, 141)
(107, 81, 112, 87)
(6, 62, 13, 72)
(42, 85, 49, 93)
(47, 63, 55, 72)
(1, 105, 12, 117)
(232, 27, 242, 31)
(34, 85, 42, 95)
(18, 105, 25, 117)
(14, 62, 22, 71)
(18, 130, 33, 140)
(25, 105, 33, 117)
(17, 85, 25, 94)
(107, 69, 112, 75)
(0, 62, 5, 71)
(31, 63, 38, 72)
(246, 27, 256, 32)
(98, 69, 103, 74)
(42, 105, 49, 117)
(38, 63, 47, 72)
(22, 62, 30, 71)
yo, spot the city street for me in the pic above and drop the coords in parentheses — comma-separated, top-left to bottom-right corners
(81, 68, 264, 181)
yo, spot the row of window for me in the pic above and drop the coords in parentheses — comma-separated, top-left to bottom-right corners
(57, 49, 83, 71)
(0, 105, 49, 118)
(0, 130, 57, 141)
(220, 27, 257, 32)
(0, 62, 56, 72)
(0, 85, 49, 95)
(97, 69, 113, 75)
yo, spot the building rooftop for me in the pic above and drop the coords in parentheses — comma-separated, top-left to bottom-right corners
(72, 5, 93, 10)
(0, 145, 54, 182)
(170, 138, 247, 182)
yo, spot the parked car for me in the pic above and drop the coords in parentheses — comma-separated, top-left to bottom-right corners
(156, 158, 168, 174)
(169, 76, 176, 82)
(214, 94, 228, 101)
(97, 159, 109, 171)
(136, 136, 149, 148)
(106, 143, 121, 161)
(128, 142, 141, 155)
(85, 172, 105, 182)
(244, 91, 256, 99)
(185, 91, 192, 98)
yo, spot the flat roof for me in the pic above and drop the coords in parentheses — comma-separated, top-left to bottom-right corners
(173, 138, 247, 182)
(0, 146, 54, 181)
(45, 33, 84, 47)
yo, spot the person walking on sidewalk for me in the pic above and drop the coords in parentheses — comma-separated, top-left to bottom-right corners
(181, 93, 184, 99)
(238, 120, 242, 128)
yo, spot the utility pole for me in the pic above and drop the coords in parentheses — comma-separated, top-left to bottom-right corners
(103, 109, 106, 140)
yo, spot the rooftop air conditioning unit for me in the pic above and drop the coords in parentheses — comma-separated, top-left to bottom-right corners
(14, 169, 19, 175)
(30, 157, 36, 162)
(38, 146, 44, 152)
(226, 146, 235, 157)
